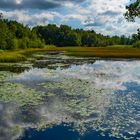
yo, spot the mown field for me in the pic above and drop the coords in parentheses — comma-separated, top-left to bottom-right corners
(1, 45, 140, 62)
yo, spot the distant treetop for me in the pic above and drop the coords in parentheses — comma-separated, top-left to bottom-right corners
(0, 13, 3, 19)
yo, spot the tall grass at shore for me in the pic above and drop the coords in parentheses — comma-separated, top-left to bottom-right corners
(65, 47, 140, 58)
(0, 51, 26, 62)
(1, 45, 140, 62)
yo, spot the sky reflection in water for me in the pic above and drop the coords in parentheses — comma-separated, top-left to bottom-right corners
(0, 58, 140, 140)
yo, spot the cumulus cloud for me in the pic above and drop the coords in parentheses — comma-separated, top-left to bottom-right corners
(0, 0, 139, 36)
(80, 0, 140, 35)
(0, 0, 59, 9)
(0, 0, 85, 9)
(101, 10, 120, 16)
(1, 10, 61, 26)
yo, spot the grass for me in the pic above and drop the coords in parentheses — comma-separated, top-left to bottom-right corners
(106, 45, 132, 48)
(0, 47, 60, 62)
(0, 51, 26, 62)
(65, 47, 140, 58)
(1, 45, 140, 62)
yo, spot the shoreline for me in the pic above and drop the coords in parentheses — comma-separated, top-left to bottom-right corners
(1, 47, 140, 63)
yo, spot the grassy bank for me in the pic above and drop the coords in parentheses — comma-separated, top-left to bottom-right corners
(0, 51, 26, 62)
(65, 47, 140, 58)
(0, 47, 57, 62)
(1, 45, 140, 62)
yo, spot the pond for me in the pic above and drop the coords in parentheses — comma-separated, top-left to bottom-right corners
(0, 52, 140, 140)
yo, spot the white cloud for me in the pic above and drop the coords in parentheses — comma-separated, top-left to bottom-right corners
(78, 0, 140, 35)
(0, 10, 61, 26)
(0, 0, 139, 36)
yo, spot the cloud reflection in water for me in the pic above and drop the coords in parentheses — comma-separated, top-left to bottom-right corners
(0, 60, 140, 140)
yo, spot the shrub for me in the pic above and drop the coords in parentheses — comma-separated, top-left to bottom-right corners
(18, 39, 27, 49)
(12, 38, 19, 50)
(28, 39, 44, 48)
(133, 40, 140, 48)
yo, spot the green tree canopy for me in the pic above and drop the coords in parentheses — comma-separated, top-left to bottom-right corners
(125, 0, 140, 21)
(0, 13, 45, 50)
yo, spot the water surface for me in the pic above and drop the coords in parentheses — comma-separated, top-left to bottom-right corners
(0, 53, 140, 140)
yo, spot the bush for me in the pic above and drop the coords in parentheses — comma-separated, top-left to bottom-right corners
(18, 39, 28, 49)
(28, 39, 44, 48)
(12, 38, 19, 50)
(0, 40, 7, 50)
(133, 40, 140, 48)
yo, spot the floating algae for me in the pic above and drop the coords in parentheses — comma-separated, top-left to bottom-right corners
(0, 83, 44, 106)
(1, 57, 140, 140)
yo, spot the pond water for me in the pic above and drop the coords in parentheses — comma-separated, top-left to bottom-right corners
(0, 53, 140, 140)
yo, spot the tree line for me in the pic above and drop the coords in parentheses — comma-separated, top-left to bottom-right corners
(0, 13, 140, 50)
(33, 24, 133, 47)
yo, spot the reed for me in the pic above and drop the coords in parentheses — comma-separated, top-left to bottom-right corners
(1, 45, 140, 63)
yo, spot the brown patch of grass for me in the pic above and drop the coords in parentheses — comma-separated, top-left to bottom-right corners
(65, 47, 140, 58)
(1, 46, 140, 63)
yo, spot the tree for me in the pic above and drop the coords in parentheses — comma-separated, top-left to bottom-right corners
(0, 15, 45, 50)
(81, 33, 97, 47)
(125, 0, 140, 21)
(65, 32, 81, 46)
(0, 13, 3, 20)
(125, 1, 140, 48)
(137, 29, 140, 39)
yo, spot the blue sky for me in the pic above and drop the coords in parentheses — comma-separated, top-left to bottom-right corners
(0, 0, 139, 36)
